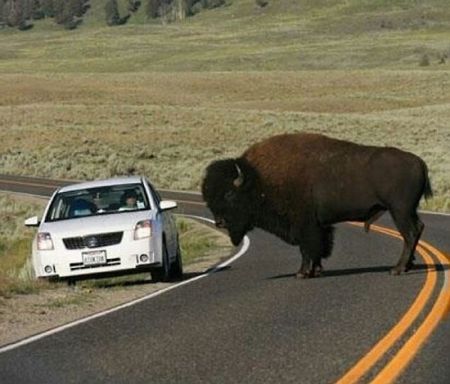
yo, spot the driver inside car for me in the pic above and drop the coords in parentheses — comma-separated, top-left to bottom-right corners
(119, 190, 139, 211)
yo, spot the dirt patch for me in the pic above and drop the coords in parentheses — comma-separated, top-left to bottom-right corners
(0, 241, 233, 348)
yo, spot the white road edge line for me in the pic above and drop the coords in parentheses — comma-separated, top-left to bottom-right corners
(419, 210, 450, 217)
(0, 215, 250, 355)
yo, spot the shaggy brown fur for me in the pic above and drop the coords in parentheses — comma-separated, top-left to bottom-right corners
(202, 133, 432, 278)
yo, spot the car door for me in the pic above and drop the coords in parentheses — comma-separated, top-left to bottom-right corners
(145, 180, 176, 262)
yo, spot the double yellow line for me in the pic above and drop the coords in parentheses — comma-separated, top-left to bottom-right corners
(336, 223, 450, 384)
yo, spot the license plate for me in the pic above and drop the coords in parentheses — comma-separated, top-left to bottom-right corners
(82, 250, 107, 266)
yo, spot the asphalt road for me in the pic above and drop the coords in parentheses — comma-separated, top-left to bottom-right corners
(0, 175, 449, 384)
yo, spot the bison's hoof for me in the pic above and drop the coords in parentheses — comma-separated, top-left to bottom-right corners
(313, 265, 323, 277)
(405, 261, 415, 272)
(296, 271, 311, 279)
(296, 268, 322, 279)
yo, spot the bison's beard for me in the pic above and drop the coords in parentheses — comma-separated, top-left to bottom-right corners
(228, 229, 246, 246)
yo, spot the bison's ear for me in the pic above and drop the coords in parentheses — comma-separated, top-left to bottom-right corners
(233, 160, 255, 191)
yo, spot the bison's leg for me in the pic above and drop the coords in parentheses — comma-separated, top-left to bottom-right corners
(296, 252, 322, 279)
(297, 253, 324, 278)
(390, 211, 424, 275)
(297, 252, 312, 279)
(296, 225, 334, 278)
(364, 209, 386, 233)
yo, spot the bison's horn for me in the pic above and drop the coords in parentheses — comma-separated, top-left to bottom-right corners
(233, 164, 244, 188)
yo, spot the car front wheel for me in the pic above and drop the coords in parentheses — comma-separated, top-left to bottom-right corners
(151, 242, 171, 282)
(170, 242, 183, 280)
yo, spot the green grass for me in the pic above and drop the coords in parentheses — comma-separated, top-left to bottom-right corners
(177, 217, 230, 264)
(0, 195, 47, 297)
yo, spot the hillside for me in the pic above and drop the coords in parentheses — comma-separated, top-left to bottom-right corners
(1, 0, 450, 71)
(0, 0, 449, 211)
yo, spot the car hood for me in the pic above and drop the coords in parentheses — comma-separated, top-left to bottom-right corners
(39, 210, 156, 238)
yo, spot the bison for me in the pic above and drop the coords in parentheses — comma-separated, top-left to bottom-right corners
(201, 133, 432, 278)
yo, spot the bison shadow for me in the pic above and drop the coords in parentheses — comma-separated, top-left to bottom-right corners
(268, 263, 440, 280)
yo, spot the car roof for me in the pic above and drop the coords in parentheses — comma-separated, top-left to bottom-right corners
(58, 176, 145, 193)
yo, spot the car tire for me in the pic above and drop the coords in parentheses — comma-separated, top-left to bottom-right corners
(170, 242, 183, 280)
(151, 241, 171, 282)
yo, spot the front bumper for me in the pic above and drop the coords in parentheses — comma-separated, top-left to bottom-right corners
(33, 238, 160, 279)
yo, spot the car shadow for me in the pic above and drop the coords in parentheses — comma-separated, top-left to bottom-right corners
(84, 269, 233, 289)
(72, 264, 231, 289)
(268, 263, 439, 280)
(204, 265, 232, 274)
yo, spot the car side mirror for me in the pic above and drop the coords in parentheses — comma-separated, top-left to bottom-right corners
(159, 200, 177, 211)
(24, 216, 40, 227)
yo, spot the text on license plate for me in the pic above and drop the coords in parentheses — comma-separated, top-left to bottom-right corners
(82, 250, 107, 266)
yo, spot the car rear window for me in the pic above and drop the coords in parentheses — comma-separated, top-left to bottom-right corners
(45, 183, 150, 222)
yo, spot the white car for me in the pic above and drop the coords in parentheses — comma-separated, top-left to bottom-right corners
(25, 176, 182, 283)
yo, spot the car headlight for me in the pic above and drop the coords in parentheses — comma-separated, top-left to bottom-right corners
(37, 232, 54, 250)
(134, 220, 152, 240)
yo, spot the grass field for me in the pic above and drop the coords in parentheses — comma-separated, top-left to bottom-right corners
(0, 195, 47, 297)
(0, 0, 449, 211)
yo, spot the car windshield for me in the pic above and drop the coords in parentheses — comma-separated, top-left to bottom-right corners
(45, 183, 150, 222)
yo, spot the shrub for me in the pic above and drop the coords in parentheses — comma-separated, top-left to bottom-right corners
(30, 0, 45, 19)
(420, 54, 430, 67)
(146, 0, 160, 18)
(53, 0, 89, 29)
(201, 0, 225, 9)
(189, 1, 201, 15)
(0, 0, 4, 24)
(128, 0, 141, 13)
(186, 0, 226, 16)
(255, 0, 268, 8)
(40, 0, 55, 17)
(105, 0, 131, 26)
(2, 0, 34, 29)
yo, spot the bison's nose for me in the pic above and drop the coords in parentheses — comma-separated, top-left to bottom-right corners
(215, 218, 227, 228)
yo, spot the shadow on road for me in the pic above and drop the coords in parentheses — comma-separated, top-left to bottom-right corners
(268, 263, 439, 280)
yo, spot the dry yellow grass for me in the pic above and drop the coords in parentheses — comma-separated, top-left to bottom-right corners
(0, 71, 449, 211)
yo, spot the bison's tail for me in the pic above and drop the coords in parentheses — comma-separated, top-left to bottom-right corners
(322, 226, 335, 259)
(422, 161, 433, 201)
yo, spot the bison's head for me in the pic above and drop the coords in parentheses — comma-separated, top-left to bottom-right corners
(201, 158, 258, 246)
